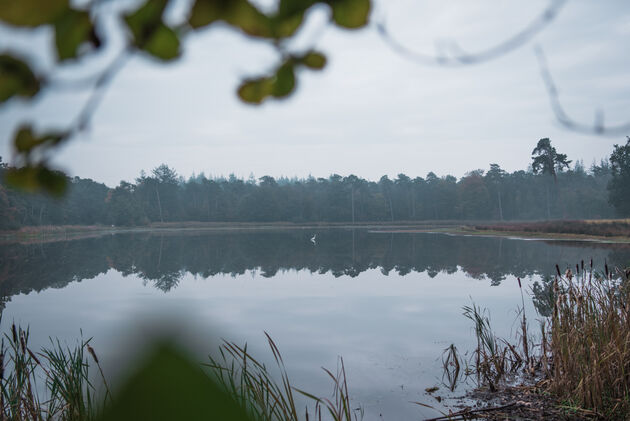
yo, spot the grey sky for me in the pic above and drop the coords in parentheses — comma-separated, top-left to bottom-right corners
(1, 0, 629, 187)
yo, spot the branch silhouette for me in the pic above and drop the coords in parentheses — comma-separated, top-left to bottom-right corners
(375, 0, 567, 67)
(535, 46, 630, 136)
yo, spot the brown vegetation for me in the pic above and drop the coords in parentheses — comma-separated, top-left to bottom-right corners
(474, 219, 630, 238)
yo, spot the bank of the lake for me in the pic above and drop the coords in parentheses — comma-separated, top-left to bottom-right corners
(370, 219, 630, 244)
(3, 219, 630, 245)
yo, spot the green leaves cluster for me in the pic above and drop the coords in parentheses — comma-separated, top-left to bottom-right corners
(0, 0, 371, 195)
(238, 51, 326, 104)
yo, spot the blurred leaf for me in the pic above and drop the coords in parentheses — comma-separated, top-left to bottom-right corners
(54, 9, 94, 61)
(189, 0, 272, 38)
(329, 0, 370, 29)
(125, 0, 167, 42)
(13, 125, 64, 154)
(237, 61, 296, 104)
(0, 0, 68, 27)
(300, 51, 327, 69)
(237, 77, 273, 104)
(271, 63, 295, 98)
(144, 24, 180, 61)
(277, 0, 315, 18)
(0, 55, 40, 103)
(271, 12, 304, 38)
(125, 0, 179, 60)
(97, 344, 252, 421)
(5, 166, 68, 196)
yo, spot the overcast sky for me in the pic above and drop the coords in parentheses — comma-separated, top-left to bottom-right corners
(1, 0, 629, 187)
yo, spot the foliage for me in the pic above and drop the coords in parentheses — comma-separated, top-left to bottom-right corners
(607, 136, 630, 216)
(0, 153, 616, 229)
(0, 0, 371, 194)
(531, 138, 571, 178)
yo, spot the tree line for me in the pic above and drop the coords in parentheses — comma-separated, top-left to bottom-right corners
(1, 138, 629, 230)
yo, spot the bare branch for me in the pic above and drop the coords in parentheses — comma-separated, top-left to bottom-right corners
(376, 0, 567, 67)
(535, 45, 630, 136)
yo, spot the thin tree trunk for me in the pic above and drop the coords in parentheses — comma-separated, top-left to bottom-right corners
(351, 187, 355, 224)
(545, 183, 551, 220)
(497, 190, 504, 221)
(389, 196, 394, 222)
(155, 187, 164, 223)
(411, 190, 416, 219)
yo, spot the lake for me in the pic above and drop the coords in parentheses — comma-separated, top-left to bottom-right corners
(1, 229, 629, 420)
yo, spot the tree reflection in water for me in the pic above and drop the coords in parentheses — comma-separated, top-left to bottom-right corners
(1, 230, 628, 304)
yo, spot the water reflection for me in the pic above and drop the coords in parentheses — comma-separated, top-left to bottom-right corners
(1, 229, 629, 303)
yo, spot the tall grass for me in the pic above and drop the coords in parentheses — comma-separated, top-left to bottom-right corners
(205, 332, 361, 421)
(460, 261, 630, 418)
(461, 301, 531, 392)
(0, 324, 107, 420)
(549, 261, 630, 416)
(2, 326, 360, 421)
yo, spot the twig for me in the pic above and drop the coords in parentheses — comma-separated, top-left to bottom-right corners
(422, 402, 517, 421)
(535, 45, 630, 136)
(376, 0, 566, 67)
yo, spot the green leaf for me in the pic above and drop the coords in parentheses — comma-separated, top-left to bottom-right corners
(124, 0, 168, 43)
(0, 55, 40, 103)
(54, 9, 94, 61)
(271, 63, 295, 98)
(300, 51, 327, 70)
(277, 0, 315, 18)
(4, 166, 68, 196)
(329, 0, 370, 29)
(237, 77, 273, 104)
(13, 125, 64, 154)
(124, 0, 180, 60)
(189, 0, 272, 38)
(0, 0, 68, 27)
(97, 344, 253, 421)
(143, 24, 181, 61)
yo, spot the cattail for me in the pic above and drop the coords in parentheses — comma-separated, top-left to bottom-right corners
(11, 324, 17, 343)
(27, 348, 41, 365)
(87, 344, 99, 364)
(517, 277, 522, 288)
(556, 264, 562, 277)
(20, 331, 26, 353)
(565, 269, 573, 281)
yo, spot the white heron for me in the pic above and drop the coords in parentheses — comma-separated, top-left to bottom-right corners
(310, 234, 317, 245)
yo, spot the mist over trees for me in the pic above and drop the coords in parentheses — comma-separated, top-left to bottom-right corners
(0, 139, 621, 230)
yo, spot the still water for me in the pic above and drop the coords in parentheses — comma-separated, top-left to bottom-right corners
(1, 229, 629, 419)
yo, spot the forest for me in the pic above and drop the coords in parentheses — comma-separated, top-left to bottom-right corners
(0, 138, 626, 229)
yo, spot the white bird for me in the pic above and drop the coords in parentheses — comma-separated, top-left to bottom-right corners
(310, 234, 317, 245)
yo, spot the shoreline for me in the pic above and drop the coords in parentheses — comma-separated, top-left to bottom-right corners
(2, 220, 630, 245)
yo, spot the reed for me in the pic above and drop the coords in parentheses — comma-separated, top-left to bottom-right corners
(548, 261, 630, 417)
(205, 332, 361, 421)
(2, 324, 360, 421)
(0, 323, 107, 421)
(460, 260, 630, 418)
(462, 302, 530, 391)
